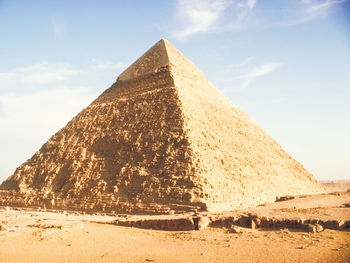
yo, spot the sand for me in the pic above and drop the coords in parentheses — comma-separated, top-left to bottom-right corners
(321, 180, 350, 193)
(1, 191, 349, 263)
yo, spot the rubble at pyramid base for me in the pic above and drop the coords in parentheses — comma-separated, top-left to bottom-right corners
(0, 190, 203, 214)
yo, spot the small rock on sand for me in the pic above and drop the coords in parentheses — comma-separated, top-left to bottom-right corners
(308, 224, 323, 233)
(315, 224, 323, 232)
(228, 226, 245, 234)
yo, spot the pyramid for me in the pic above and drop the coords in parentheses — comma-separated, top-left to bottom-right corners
(0, 39, 325, 214)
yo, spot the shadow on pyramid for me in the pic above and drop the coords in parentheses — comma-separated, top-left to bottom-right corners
(0, 39, 325, 214)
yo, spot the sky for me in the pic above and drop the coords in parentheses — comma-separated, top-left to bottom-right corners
(0, 0, 349, 183)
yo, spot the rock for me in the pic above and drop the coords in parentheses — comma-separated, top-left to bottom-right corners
(251, 219, 256, 229)
(306, 223, 323, 233)
(250, 215, 262, 229)
(315, 224, 324, 232)
(324, 220, 345, 230)
(228, 225, 245, 234)
(238, 216, 251, 228)
(115, 217, 195, 231)
(308, 224, 317, 233)
(276, 196, 296, 202)
(253, 216, 261, 226)
(197, 216, 210, 230)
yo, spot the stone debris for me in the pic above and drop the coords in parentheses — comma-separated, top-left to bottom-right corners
(227, 225, 245, 234)
(315, 224, 324, 232)
(114, 216, 195, 231)
(307, 224, 316, 233)
(324, 220, 346, 230)
(111, 211, 350, 232)
(275, 196, 296, 202)
(26, 222, 84, 231)
(0, 39, 325, 214)
(209, 213, 349, 232)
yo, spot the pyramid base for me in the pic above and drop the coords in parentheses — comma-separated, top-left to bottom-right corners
(0, 190, 207, 215)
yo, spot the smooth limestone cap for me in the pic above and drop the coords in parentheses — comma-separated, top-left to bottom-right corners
(118, 39, 205, 81)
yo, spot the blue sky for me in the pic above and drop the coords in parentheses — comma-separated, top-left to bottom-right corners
(0, 0, 349, 182)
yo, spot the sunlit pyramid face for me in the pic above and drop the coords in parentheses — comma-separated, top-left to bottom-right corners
(0, 39, 325, 214)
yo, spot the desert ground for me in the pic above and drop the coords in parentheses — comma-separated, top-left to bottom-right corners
(0, 181, 349, 263)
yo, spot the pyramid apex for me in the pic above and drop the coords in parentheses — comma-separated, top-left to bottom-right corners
(118, 39, 170, 81)
(118, 39, 205, 81)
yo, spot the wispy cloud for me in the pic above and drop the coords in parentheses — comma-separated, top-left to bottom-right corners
(283, 0, 349, 25)
(172, 0, 348, 37)
(173, 0, 232, 39)
(214, 56, 255, 78)
(173, 0, 260, 39)
(0, 62, 80, 90)
(210, 58, 282, 93)
(237, 0, 257, 9)
(239, 62, 282, 88)
(215, 61, 282, 91)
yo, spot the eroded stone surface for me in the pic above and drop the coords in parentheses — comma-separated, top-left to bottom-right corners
(0, 39, 325, 214)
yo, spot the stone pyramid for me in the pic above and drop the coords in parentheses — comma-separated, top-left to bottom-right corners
(0, 39, 325, 214)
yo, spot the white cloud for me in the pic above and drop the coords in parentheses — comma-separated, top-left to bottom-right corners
(240, 62, 282, 88)
(211, 60, 282, 93)
(0, 62, 80, 90)
(173, 0, 233, 39)
(245, 62, 282, 79)
(172, 0, 260, 39)
(171, 0, 347, 37)
(237, 0, 257, 9)
(283, 0, 349, 25)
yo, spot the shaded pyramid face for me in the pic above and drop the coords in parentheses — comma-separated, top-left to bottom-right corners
(0, 39, 325, 214)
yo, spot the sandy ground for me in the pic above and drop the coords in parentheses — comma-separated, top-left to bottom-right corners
(321, 180, 350, 193)
(1, 191, 349, 263)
